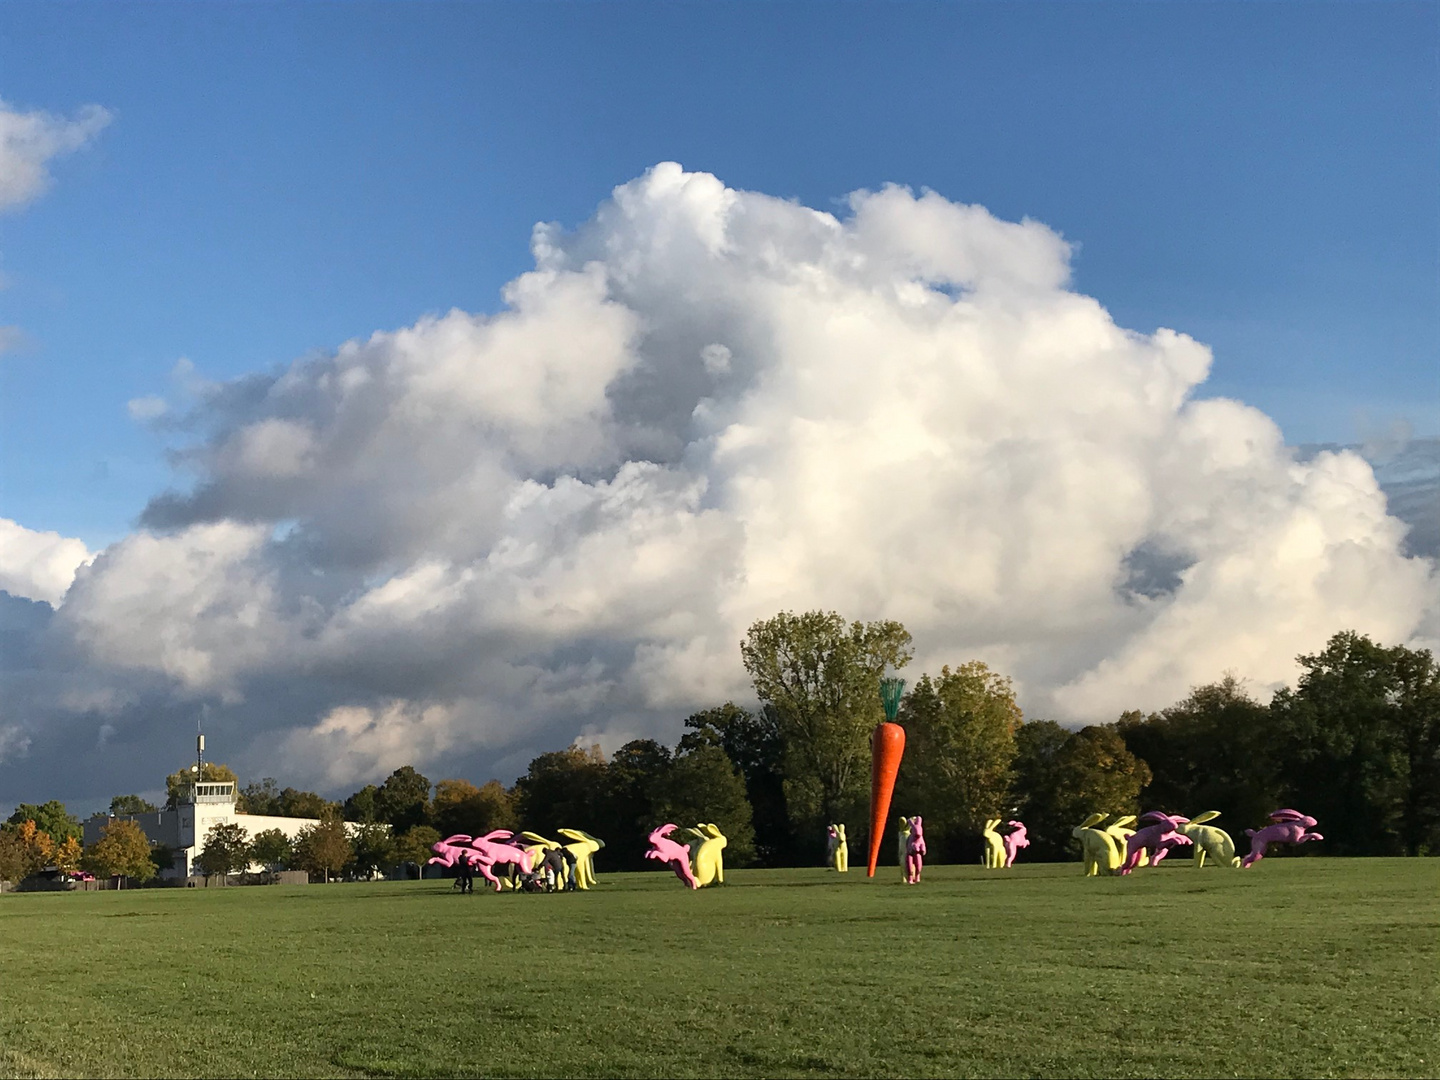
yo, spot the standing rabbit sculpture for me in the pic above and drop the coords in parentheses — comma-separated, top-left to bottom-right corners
(1002, 820, 1029, 867)
(904, 815, 926, 884)
(1073, 813, 1122, 876)
(981, 818, 1007, 869)
(826, 824, 848, 873)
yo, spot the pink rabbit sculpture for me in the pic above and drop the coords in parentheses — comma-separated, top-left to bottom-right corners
(1002, 821, 1029, 867)
(904, 815, 926, 884)
(645, 824, 699, 889)
(467, 830, 538, 891)
(1148, 828, 1193, 867)
(1119, 812, 1189, 874)
(1242, 809, 1323, 868)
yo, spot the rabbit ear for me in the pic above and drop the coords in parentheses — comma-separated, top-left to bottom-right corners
(441, 834, 472, 845)
(1270, 809, 1305, 822)
(1110, 815, 1136, 829)
(478, 829, 513, 842)
(1189, 811, 1221, 825)
(1079, 812, 1107, 829)
(519, 831, 553, 845)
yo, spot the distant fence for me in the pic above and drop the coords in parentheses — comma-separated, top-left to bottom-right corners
(3, 870, 312, 892)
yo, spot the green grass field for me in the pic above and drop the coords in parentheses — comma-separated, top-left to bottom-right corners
(3, 859, 1437, 1079)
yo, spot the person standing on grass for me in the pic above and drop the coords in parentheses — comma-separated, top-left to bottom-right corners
(561, 846, 578, 891)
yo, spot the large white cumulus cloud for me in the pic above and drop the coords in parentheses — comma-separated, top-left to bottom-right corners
(7, 164, 1436, 796)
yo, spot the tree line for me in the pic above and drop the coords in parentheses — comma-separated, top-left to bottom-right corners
(3, 618, 1435, 885)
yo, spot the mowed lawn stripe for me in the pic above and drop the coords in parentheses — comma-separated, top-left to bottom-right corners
(3, 860, 1436, 1078)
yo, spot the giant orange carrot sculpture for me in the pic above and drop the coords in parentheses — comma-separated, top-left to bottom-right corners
(867, 678, 906, 877)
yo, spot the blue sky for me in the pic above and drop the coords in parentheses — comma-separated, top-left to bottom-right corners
(2, 2, 1436, 549)
(3, 4, 1439, 806)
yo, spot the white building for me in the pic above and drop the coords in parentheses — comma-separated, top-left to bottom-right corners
(82, 782, 358, 878)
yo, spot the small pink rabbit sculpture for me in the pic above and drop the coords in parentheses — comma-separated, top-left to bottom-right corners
(1002, 821, 1029, 867)
(1119, 812, 1189, 874)
(1148, 829, 1193, 867)
(645, 823, 699, 889)
(904, 815, 926, 884)
(1242, 809, 1323, 868)
(427, 834, 474, 868)
(467, 830, 538, 891)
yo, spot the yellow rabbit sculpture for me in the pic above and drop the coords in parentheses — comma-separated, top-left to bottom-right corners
(981, 818, 1006, 869)
(683, 823, 728, 887)
(1073, 812, 1122, 876)
(826, 824, 848, 873)
(556, 828, 606, 888)
(1179, 811, 1240, 868)
(896, 817, 914, 881)
(1104, 815, 1147, 868)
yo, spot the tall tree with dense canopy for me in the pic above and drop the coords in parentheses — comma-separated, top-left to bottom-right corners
(293, 818, 353, 883)
(82, 819, 157, 886)
(650, 743, 757, 866)
(343, 784, 380, 823)
(1270, 632, 1440, 856)
(6, 819, 55, 877)
(392, 826, 441, 879)
(164, 763, 239, 810)
(681, 703, 792, 866)
(741, 611, 913, 844)
(898, 662, 1021, 862)
(514, 746, 611, 839)
(5, 801, 81, 845)
(1117, 675, 1280, 829)
(196, 823, 252, 880)
(109, 794, 158, 816)
(249, 829, 293, 870)
(347, 824, 395, 880)
(51, 836, 83, 876)
(0, 829, 27, 883)
(374, 767, 432, 833)
(432, 779, 517, 839)
(1012, 721, 1151, 861)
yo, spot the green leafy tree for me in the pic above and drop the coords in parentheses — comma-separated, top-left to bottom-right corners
(82, 819, 157, 886)
(392, 825, 441, 879)
(343, 784, 380, 823)
(196, 822, 252, 880)
(432, 779, 517, 839)
(1012, 721, 1151, 861)
(347, 823, 395, 880)
(4, 820, 54, 876)
(293, 818, 353, 883)
(164, 762, 239, 810)
(374, 767, 432, 833)
(0, 829, 27, 883)
(899, 663, 1021, 862)
(52, 836, 84, 876)
(237, 778, 282, 815)
(741, 611, 913, 845)
(681, 703, 792, 866)
(1117, 675, 1280, 828)
(591, 741, 670, 872)
(513, 746, 610, 840)
(109, 794, 158, 816)
(650, 744, 757, 866)
(5, 801, 81, 845)
(150, 844, 179, 876)
(278, 789, 340, 819)
(249, 828, 293, 869)
(1270, 631, 1440, 856)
